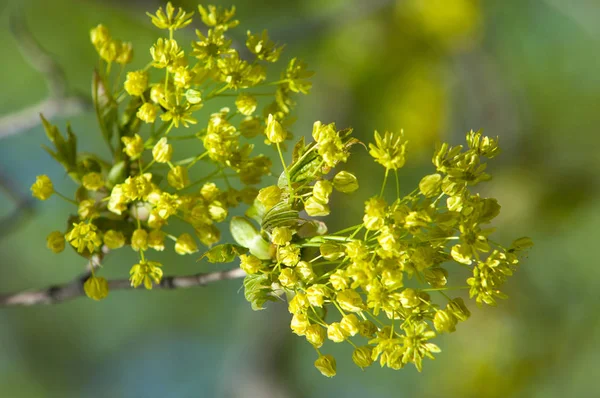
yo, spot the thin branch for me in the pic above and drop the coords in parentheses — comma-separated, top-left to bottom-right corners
(0, 8, 91, 140)
(0, 267, 246, 307)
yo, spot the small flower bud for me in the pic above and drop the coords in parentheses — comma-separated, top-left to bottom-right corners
(131, 229, 149, 251)
(278, 267, 298, 288)
(103, 230, 125, 249)
(333, 171, 359, 193)
(257, 185, 281, 208)
(295, 261, 316, 283)
(290, 313, 309, 336)
(306, 285, 328, 307)
(314, 355, 336, 378)
(82, 172, 105, 191)
(434, 309, 457, 333)
(336, 289, 364, 312)
(352, 346, 374, 369)
(265, 114, 285, 143)
(208, 201, 228, 222)
(304, 197, 330, 217)
(167, 166, 190, 190)
(240, 254, 262, 274)
(278, 244, 300, 267)
(116, 42, 133, 64)
(340, 314, 360, 336)
(236, 93, 257, 116)
(330, 270, 349, 291)
(313, 180, 333, 203)
(327, 322, 347, 343)
(90, 24, 110, 48)
(152, 137, 173, 163)
(148, 229, 166, 251)
(31, 175, 54, 200)
(175, 233, 198, 255)
(125, 71, 148, 97)
(288, 292, 309, 314)
(320, 243, 345, 261)
(271, 227, 293, 246)
(305, 324, 326, 348)
(137, 102, 159, 124)
(447, 297, 471, 322)
(78, 199, 99, 220)
(84, 276, 109, 301)
(185, 89, 202, 104)
(122, 134, 144, 159)
(358, 320, 378, 338)
(419, 173, 442, 197)
(399, 288, 420, 308)
(46, 231, 65, 253)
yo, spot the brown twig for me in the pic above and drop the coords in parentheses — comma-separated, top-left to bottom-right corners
(0, 267, 246, 307)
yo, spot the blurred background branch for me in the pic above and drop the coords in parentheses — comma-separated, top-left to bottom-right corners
(0, 7, 91, 140)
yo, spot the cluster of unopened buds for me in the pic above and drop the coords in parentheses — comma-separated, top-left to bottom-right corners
(30, 2, 531, 377)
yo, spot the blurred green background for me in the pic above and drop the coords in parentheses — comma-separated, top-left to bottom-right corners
(1, 0, 599, 396)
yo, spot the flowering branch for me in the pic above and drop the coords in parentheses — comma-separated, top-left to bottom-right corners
(0, 267, 245, 307)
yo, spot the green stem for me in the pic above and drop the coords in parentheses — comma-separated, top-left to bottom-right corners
(380, 168, 389, 197)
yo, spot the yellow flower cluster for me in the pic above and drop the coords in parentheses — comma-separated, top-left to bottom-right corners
(32, 2, 311, 300)
(235, 127, 531, 377)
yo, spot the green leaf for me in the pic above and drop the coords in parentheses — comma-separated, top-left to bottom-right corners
(230, 216, 271, 260)
(243, 273, 276, 311)
(199, 244, 248, 263)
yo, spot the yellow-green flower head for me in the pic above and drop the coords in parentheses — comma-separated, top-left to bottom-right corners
(352, 346, 374, 369)
(313, 180, 333, 203)
(332, 171, 359, 193)
(340, 314, 360, 336)
(285, 58, 313, 94)
(433, 309, 457, 333)
(271, 226, 293, 246)
(147, 2, 194, 31)
(152, 137, 173, 163)
(173, 66, 195, 89)
(419, 173, 442, 197)
(278, 244, 300, 267)
(306, 285, 328, 307)
(99, 39, 120, 63)
(46, 231, 65, 253)
(358, 320, 378, 338)
(84, 276, 109, 301)
(148, 229, 166, 251)
(399, 288, 420, 308)
(122, 173, 153, 201)
(330, 270, 349, 291)
(90, 24, 110, 48)
(116, 42, 133, 65)
(82, 172, 105, 191)
(336, 289, 364, 312)
(288, 292, 309, 314)
(217, 53, 265, 89)
(192, 28, 234, 68)
(107, 185, 127, 215)
(122, 134, 144, 159)
(103, 230, 125, 249)
(239, 254, 262, 274)
(304, 197, 330, 217)
(290, 313, 310, 336)
(66, 222, 102, 253)
(129, 260, 163, 289)
(175, 232, 198, 255)
(31, 175, 54, 200)
(345, 240, 369, 261)
(235, 93, 257, 116)
(185, 88, 202, 104)
(466, 130, 500, 158)
(363, 197, 387, 230)
(195, 224, 220, 247)
(167, 166, 190, 190)
(131, 228, 149, 252)
(295, 261, 316, 283)
(327, 322, 347, 343)
(208, 200, 228, 222)
(279, 268, 298, 288)
(153, 192, 180, 220)
(198, 5, 239, 30)
(78, 199, 99, 220)
(314, 355, 336, 378)
(150, 38, 185, 70)
(369, 130, 408, 170)
(447, 298, 471, 322)
(305, 324, 326, 348)
(257, 185, 281, 208)
(137, 102, 159, 124)
(265, 114, 285, 143)
(401, 322, 440, 372)
(124, 70, 148, 97)
(246, 30, 283, 63)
